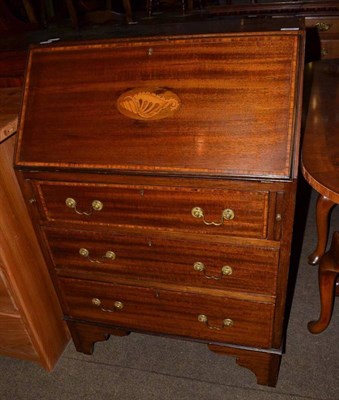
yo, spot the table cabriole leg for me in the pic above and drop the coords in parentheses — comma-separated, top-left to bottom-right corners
(308, 195, 336, 265)
(308, 232, 339, 334)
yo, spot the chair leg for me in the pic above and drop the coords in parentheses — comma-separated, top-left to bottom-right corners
(308, 195, 335, 265)
(65, 0, 79, 29)
(22, 0, 38, 24)
(147, 0, 159, 17)
(308, 232, 339, 334)
(122, 0, 133, 23)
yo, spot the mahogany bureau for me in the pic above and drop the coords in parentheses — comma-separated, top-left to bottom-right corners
(15, 18, 305, 387)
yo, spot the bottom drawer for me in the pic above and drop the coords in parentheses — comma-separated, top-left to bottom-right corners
(59, 278, 274, 348)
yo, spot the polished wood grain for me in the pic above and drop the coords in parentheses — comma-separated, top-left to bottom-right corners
(0, 50, 27, 88)
(34, 181, 269, 239)
(305, 16, 339, 60)
(0, 314, 38, 360)
(16, 31, 303, 180)
(0, 270, 18, 314)
(67, 320, 130, 355)
(318, 38, 339, 59)
(308, 231, 339, 333)
(0, 133, 69, 369)
(301, 61, 339, 265)
(302, 61, 339, 203)
(15, 19, 305, 387)
(67, 318, 282, 387)
(208, 344, 281, 388)
(301, 60, 338, 335)
(58, 277, 274, 348)
(305, 16, 339, 34)
(44, 227, 279, 295)
(308, 195, 336, 265)
(0, 87, 21, 142)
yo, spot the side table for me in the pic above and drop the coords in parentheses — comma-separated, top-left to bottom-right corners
(301, 60, 339, 334)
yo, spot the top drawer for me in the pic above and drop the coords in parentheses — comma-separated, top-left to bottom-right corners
(306, 17, 339, 35)
(16, 31, 303, 180)
(34, 181, 269, 239)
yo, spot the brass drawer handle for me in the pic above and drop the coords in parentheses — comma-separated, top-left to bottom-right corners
(193, 262, 233, 280)
(191, 207, 235, 226)
(198, 314, 234, 330)
(91, 298, 123, 312)
(79, 248, 116, 263)
(315, 22, 332, 32)
(321, 48, 329, 57)
(65, 198, 103, 216)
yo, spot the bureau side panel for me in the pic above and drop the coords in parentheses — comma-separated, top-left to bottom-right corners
(0, 314, 38, 361)
(0, 136, 69, 370)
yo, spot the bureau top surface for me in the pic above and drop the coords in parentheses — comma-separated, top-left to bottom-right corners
(15, 18, 304, 180)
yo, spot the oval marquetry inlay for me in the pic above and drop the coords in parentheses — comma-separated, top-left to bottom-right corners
(117, 88, 181, 121)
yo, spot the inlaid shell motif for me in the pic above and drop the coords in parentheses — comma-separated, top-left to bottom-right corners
(117, 88, 181, 121)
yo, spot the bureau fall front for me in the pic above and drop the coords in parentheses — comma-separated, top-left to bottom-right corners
(15, 17, 305, 387)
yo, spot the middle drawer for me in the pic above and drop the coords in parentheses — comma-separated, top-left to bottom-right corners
(44, 228, 279, 295)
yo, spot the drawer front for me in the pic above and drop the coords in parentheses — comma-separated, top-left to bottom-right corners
(319, 39, 339, 59)
(36, 182, 269, 239)
(306, 17, 339, 35)
(45, 228, 279, 295)
(59, 277, 274, 348)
